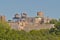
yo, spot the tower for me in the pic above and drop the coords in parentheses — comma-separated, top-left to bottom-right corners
(0, 16, 6, 22)
(13, 13, 20, 22)
(37, 11, 44, 17)
(14, 13, 20, 19)
(21, 13, 27, 18)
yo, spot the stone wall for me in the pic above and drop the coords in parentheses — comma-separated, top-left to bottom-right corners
(23, 24, 54, 31)
(8, 22, 54, 31)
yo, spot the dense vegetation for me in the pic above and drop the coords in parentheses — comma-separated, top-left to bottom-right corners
(0, 19, 60, 40)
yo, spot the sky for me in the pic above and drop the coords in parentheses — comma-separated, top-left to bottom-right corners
(0, 0, 60, 20)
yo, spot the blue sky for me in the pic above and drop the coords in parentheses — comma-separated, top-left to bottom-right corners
(0, 0, 60, 20)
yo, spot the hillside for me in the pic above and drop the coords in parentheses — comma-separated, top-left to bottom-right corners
(0, 19, 60, 40)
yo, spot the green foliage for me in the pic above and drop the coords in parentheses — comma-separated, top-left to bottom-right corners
(49, 19, 60, 37)
(50, 19, 57, 24)
(0, 19, 60, 40)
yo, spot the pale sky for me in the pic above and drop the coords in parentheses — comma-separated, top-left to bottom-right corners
(0, 0, 60, 20)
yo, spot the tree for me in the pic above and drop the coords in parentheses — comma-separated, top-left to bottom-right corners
(50, 19, 57, 24)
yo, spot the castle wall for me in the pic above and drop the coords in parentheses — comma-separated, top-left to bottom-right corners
(8, 21, 54, 31)
(8, 22, 20, 30)
(22, 24, 54, 31)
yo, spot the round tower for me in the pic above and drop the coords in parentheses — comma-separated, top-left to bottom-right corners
(13, 13, 20, 22)
(21, 13, 27, 18)
(0, 16, 6, 22)
(14, 13, 20, 19)
(37, 12, 44, 17)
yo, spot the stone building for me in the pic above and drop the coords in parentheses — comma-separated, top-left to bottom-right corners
(0, 15, 6, 22)
(8, 12, 54, 31)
